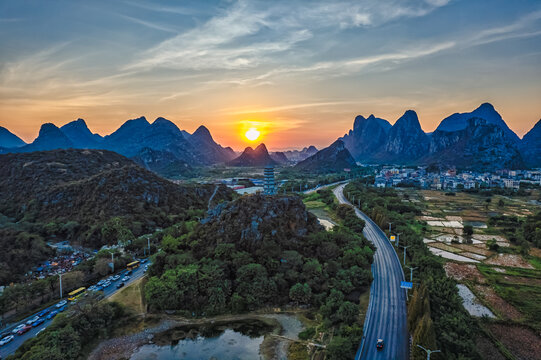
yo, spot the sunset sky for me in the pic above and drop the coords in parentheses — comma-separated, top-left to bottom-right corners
(1, 0, 540, 150)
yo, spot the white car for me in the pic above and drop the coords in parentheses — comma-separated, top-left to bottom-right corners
(121, 276, 130, 282)
(55, 300, 67, 308)
(0, 335, 14, 346)
(112, 275, 120, 281)
(12, 324, 26, 334)
(26, 316, 40, 325)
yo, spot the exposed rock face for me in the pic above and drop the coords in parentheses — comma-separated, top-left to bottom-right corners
(60, 118, 103, 148)
(377, 110, 429, 163)
(197, 194, 322, 253)
(294, 139, 356, 172)
(423, 118, 524, 170)
(0, 126, 26, 148)
(520, 119, 541, 167)
(228, 143, 277, 167)
(341, 114, 391, 161)
(338, 103, 532, 170)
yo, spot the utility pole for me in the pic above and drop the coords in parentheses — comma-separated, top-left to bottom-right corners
(111, 252, 114, 272)
(389, 222, 392, 234)
(406, 266, 418, 283)
(396, 232, 401, 247)
(400, 245, 410, 266)
(417, 345, 441, 360)
(147, 237, 151, 256)
(59, 273, 63, 299)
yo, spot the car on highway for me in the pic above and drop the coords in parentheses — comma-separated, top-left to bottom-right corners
(12, 324, 26, 334)
(57, 305, 67, 312)
(36, 308, 50, 317)
(26, 316, 40, 325)
(46, 310, 58, 320)
(112, 275, 120, 281)
(56, 300, 67, 308)
(0, 335, 14, 346)
(103, 281, 111, 287)
(31, 318, 45, 327)
(121, 276, 130, 282)
(17, 325, 32, 335)
(116, 282, 124, 289)
(376, 339, 384, 351)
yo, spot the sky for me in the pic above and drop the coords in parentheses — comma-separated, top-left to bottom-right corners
(1, 0, 540, 150)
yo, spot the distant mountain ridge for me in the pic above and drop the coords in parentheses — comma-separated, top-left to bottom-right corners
(0, 117, 236, 176)
(340, 103, 539, 169)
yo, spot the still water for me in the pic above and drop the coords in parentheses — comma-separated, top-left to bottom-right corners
(130, 328, 264, 360)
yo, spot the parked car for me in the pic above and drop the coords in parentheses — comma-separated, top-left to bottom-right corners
(17, 325, 32, 335)
(0, 335, 14, 346)
(46, 310, 58, 320)
(31, 318, 45, 327)
(116, 282, 124, 289)
(55, 300, 67, 308)
(26, 316, 40, 325)
(12, 324, 26, 334)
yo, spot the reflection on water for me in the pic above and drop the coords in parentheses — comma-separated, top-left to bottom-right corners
(130, 329, 264, 360)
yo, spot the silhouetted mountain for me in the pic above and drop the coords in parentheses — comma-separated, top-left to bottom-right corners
(18, 123, 74, 152)
(228, 143, 277, 167)
(0, 126, 26, 148)
(189, 125, 237, 163)
(271, 151, 289, 164)
(60, 118, 103, 148)
(282, 146, 318, 162)
(295, 140, 356, 173)
(341, 114, 391, 161)
(436, 103, 520, 142)
(520, 119, 541, 167)
(424, 118, 524, 170)
(375, 110, 429, 163)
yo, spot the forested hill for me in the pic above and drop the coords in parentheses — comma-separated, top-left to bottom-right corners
(0, 149, 233, 249)
(146, 193, 375, 358)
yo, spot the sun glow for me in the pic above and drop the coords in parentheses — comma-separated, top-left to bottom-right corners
(245, 128, 260, 141)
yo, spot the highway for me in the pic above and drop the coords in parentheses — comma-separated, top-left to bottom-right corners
(0, 262, 148, 359)
(333, 184, 408, 360)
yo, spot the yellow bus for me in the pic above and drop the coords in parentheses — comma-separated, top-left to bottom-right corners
(67, 287, 86, 301)
(127, 261, 140, 271)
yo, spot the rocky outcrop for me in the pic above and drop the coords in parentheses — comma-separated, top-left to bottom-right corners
(60, 118, 103, 148)
(0, 126, 26, 148)
(340, 114, 391, 161)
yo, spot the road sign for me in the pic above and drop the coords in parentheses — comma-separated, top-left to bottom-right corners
(400, 281, 413, 289)
(390, 235, 396, 242)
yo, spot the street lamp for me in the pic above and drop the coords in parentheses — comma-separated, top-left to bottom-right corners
(400, 245, 410, 266)
(417, 345, 441, 360)
(406, 266, 418, 283)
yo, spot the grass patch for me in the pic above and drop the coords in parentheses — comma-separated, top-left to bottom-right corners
(108, 277, 146, 314)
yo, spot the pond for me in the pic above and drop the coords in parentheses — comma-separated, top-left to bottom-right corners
(130, 319, 275, 360)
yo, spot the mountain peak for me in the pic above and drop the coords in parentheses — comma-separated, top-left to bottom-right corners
(394, 110, 421, 130)
(192, 125, 212, 139)
(254, 143, 269, 153)
(227, 142, 276, 167)
(0, 126, 26, 148)
(39, 123, 62, 135)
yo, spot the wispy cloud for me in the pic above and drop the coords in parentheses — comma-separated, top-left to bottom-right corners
(117, 14, 179, 33)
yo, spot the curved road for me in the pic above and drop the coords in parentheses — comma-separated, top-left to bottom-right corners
(0, 264, 147, 359)
(333, 184, 408, 360)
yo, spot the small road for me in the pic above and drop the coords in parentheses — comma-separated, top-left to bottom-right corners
(333, 184, 408, 360)
(0, 264, 147, 358)
(208, 185, 219, 210)
(303, 180, 348, 194)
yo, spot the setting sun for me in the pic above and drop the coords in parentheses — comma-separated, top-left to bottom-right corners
(245, 128, 260, 141)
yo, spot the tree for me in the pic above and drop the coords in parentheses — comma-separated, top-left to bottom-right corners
(463, 225, 474, 237)
(94, 258, 112, 276)
(289, 283, 312, 304)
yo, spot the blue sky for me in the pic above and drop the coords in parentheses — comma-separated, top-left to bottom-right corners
(1, 0, 540, 149)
